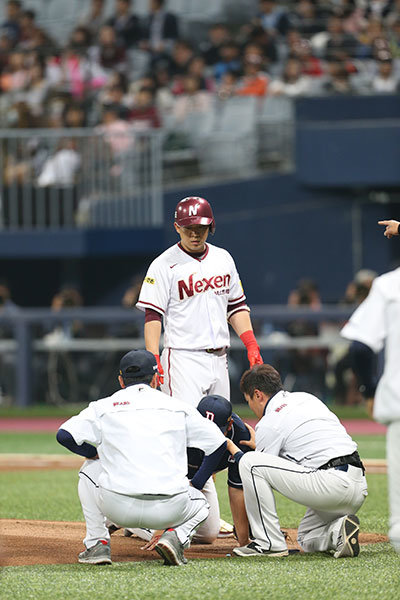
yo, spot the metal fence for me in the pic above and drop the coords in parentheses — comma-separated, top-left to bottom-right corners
(0, 305, 355, 407)
(0, 128, 163, 230)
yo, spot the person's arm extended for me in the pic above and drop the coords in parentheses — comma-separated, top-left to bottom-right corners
(229, 311, 263, 367)
(228, 486, 250, 547)
(56, 429, 98, 458)
(190, 442, 227, 490)
(144, 318, 162, 355)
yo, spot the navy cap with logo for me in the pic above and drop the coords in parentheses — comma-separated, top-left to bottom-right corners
(197, 394, 232, 433)
(119, 349, 158, 381)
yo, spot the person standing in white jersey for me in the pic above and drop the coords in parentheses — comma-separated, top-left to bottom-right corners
(225, 365, 367, 558)
(56, 349, 227, 566)
(136, 196, 263, 407)
(341, 218, 400, 553)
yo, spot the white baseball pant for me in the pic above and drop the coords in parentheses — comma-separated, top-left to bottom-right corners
(239, 452, 368, 552)
(387, 421, 400, 552)
(78, 460, 209, 549)
(161, 348, 230, 407)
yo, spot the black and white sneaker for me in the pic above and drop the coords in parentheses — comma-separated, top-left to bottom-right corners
(334, 515, 360, 558)
(233, 542, 288, 557)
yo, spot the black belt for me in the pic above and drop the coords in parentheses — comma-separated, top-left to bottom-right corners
(205, 347, 225, 354)
(318, 451, 365, 475)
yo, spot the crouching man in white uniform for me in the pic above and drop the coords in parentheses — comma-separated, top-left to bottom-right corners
(226, 365, 368, 559)
(56, 349, 227, 566)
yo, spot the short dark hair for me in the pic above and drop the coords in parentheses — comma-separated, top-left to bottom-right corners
(240, 364, 283, 398)
(122, 372, 154, 387)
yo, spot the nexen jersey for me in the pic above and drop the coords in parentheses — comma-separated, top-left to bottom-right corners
(136, 242, 249, 349)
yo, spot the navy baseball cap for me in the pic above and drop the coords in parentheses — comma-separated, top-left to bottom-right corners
(197, 395, 232, 433)
(119, 350, 158, 380)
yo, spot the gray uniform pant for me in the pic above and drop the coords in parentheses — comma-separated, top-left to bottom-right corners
(78, 459, 209, 549)
(239, 452, 368, 552)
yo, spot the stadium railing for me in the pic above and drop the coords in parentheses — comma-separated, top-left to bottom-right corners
(0, 128, 163, 230)
(0, 305, 353, 407)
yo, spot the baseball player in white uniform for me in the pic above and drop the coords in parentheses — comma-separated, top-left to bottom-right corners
(56, 350, 227, 566)
(341, 219, 400, 553)
(225, 364, 367, 558)
(136, 196, 263, 407)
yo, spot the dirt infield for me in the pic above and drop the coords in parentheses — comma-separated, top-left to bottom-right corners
(0, 519, 388, 567)
(0, 454, 387, 473)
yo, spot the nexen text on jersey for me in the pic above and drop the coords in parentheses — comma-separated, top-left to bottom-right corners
(178, 273, 231, 300)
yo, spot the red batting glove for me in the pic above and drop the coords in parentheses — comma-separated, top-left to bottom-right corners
(154, 354, 164, 385)
(240, 330, 263, 368)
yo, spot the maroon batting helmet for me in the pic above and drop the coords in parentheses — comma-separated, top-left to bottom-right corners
(174, 197, 215, 234)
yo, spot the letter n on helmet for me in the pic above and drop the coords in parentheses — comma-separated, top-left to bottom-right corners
(174, 197, 215, 234)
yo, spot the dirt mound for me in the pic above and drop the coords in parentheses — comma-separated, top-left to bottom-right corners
(0, 519, 388, 567)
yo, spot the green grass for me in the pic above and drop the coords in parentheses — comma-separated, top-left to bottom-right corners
(0, 460, 394, 599)
(2, 546, 400, 600)
(1, 432, 386, 459)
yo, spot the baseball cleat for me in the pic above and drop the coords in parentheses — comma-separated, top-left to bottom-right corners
(233, 542, 288, 557)
(218, 518, 234, 538)
(155, 529, 187, 566)
(124, 527, 153, 541)
(78, 540, 112, 565)
(334, 515, 360, 558)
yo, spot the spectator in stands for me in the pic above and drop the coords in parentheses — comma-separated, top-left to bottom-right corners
(37, 138, 81, 187)
(324, 15, 359, 60)
(169, 39, 195, 77)
(388, 17, 400, 57)
(128, 86, 161, 129)
(63, 103, 87, 128)
(79, 0, 106, 39)
(258, 0, 291, 38)
(187, 55, 215, 92)
(172, 74, 212, 123)
(322, 59, 355, 94)
(213, 42, 241, 82)
(56, 45, 91, 100)
(91, 25, 127, 74)
(371, 58, 399, 92)
(69, 27, 93, 53)
(217, 69, 240, 100)
(0, 279, 18, 404)
(341, 269, 378, 307)
(153, 65, 175, 113)
(1, 0, 22, 45)
(282, 278, 327, 400)
(287, 32, 324, 78)
(289, 0, 324, 37)
(200, 23, 232, 66)
(107, 0, 141, 48)
(97, 105, 134, 158)
(241, 24, 278, 66)
(22, 59, 50, 119)
(0, 50, 30, 93)
(100, 83, 131, 119)
(140, 0, 179, 55)
(18, 9, 51, 52)
(269, 57, 313, 96)
(236, 52, 269, 97)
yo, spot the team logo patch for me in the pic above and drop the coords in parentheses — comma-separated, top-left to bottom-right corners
(145, 277, 155, 285)
(205, 411, 215, 422)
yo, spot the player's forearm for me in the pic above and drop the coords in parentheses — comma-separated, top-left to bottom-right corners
(229, 310, 253, 337)
(228, 486, 250, 547)
(144, 320, 162, 355)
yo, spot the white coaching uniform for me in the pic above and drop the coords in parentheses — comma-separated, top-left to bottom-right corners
(238, 390, 368, 553)
(341, 267, 400, 551)
(59, 383, 226, 549)
(136, 242, 249, 406)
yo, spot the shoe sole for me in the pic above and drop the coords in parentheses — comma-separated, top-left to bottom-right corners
(334, 515, 360, 558)
(155, 540, 186, 566)
(233, 549, 289, 558)
(78, 557, 112, 565)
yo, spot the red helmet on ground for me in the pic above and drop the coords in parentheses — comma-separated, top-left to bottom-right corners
(174, 197, 215, 234)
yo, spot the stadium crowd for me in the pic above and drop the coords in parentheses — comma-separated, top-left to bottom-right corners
(0, 0, 399, 132)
